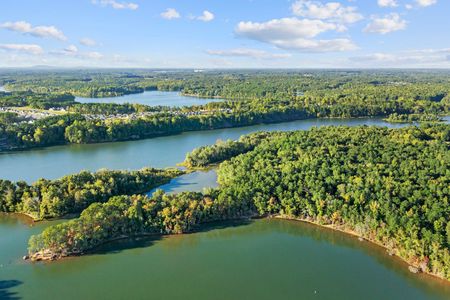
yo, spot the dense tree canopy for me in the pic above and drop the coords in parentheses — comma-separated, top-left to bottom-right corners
(183, 132, 270, 168)
(384, 113, 444, 123)
(1, 70, 449, 151)
(28, 124, 450, 280)
(0, 167, 182, 220)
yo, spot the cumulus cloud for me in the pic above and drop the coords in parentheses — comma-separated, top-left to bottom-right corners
(291, 0, 363, 24)
(235, 18, 357, 52)
(206, 48, 291, 59)
(364, 13, 407, 34)
(273, 38, 357, 52)
(378, 0, 398, 7)
(51, 45, 103, 59)
(83, 52, 104, 59)
(350, 48, 450, 67)
(416, 0, 437, 7)
(64, 45, 78, 54)
(237, 18, 337, 40)
(80, 38, 97, 47)
(0, 43, 43, 55)
(92, 0, 138, 10)
(195, 11, 215, 22)
(0, 21, 67, 41)
(161, 8, 181, 20)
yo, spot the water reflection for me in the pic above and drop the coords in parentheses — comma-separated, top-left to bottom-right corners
(72, 218, 450, 299)
(147, 170, 218, 196)
(0, 280, 22, 300)
(76, 91, 221, 107)
(0, 118, 407, 182)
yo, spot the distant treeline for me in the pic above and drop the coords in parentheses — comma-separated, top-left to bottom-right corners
(0, 107, 312, 150)
(0, 91, 75, 109)
(384, 113, 444, 123)
(1, 70, 449, 151)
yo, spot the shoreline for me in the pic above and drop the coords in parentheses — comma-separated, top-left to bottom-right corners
(26, 212, 450, 283)
(273, 215, 449, 283)
(0, 115, 396, 154)
(180, 92, 224, 100)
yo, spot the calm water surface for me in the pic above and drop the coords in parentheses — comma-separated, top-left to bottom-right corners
(1, 215, 449, 300)
(0, 118, 407, 182)
(1, 117, 450, 299)
(147, 169, 218, 196)
(75, 91, 221, 107)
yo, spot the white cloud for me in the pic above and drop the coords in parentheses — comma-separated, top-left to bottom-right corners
(416, 0, 437, 7)
(291, 0, 363, 24)
(161, 8, 181, 20)
(0, 43, 43, 55)
(235, 17, 357, 52)
(51, 45, 103, 59)
(84, 52, 104, 59)
(64, 45, 78, 53)
(206, 48, 291, 59)
(196, 11, 215, 22)
(92, 0, 138, 10)
(378, 0, 398, 7)
(0, 21, 67, 41)
(350, 48, 450, 67)
(272, 38, 357, 52)
(80, 38, 97, 47)
(237, 18, 337, 40)
(364, 13, 407, 34)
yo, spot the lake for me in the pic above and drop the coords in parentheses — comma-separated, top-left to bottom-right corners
(75, 91, 221, 107)
(147, 169, 218, 196)
(0, 117, 407, 182)
(1, 117, 449, 299)
(1, 216, 449, 299)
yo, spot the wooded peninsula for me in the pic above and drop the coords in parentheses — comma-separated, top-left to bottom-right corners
(0, 69, 449, 283)
(25, 124, 450, 281)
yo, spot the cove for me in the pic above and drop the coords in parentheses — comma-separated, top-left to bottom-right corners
(75, 90, 221, 107)
(0, 117, 408, 182)
(1, 117, 450, 299)
(147, 169, 218, 196)
(2, 148, 450, 298)
(1, 216, 450, 299)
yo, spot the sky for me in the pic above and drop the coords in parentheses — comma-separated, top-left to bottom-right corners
(0, 0, 448, 68)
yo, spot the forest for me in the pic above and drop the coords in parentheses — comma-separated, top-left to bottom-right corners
(27, 124, 450, 281)
(0, 105, 312, 150)
(0, 91, 75, 109)
(0, 167, 182, 220)
(183, 132, 271, 168)
(384, 113, 444, 123)
(0, 69, 449, 151)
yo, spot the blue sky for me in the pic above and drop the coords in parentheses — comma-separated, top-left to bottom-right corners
(0, 0, 448, 68)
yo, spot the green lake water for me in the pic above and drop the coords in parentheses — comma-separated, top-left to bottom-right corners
(1, 116, 449, 299)
(1, 216, 449, 300)
(0, 117, 406, 182)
